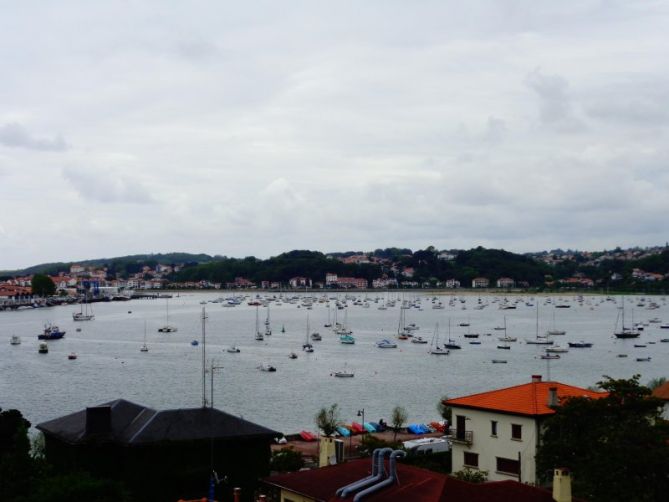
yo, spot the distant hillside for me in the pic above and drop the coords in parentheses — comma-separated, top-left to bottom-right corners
(0, 253, 216, 277)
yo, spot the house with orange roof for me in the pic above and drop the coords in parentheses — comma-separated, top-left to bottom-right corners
(443, 375, 606, 484)
(651, 381, 669, 419)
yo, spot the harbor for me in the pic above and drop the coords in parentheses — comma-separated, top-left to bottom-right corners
(2, 291, 668, 435)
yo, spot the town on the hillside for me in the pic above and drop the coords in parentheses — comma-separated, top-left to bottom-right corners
(1, 245, 669, 304)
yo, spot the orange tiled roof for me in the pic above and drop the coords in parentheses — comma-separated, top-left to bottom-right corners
(444, 379, 606, 417)
(652, 381, 669, 401)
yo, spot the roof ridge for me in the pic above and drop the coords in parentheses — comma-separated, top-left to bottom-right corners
(447, 380, 550, 402)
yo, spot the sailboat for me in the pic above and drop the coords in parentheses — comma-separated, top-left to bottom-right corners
(429, 323, 449, 355)
(255, 306, 264, 341)
(73, 292, 94, 321)
(303, 314, 314, 352)
(614, 296, 640, 338)
(547, 309, 566, 336)
(264, 305, 272, 336)
(397, 307, 411, 339)
(442, 319, 461, 349)
(526, 303, 554, 345)
(324, 305, 332, 327)
(140, 320, 149, 352)
(157, 298, 177, 332)
(497, 317, 512, 349)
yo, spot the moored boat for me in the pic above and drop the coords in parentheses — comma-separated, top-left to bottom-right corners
(38, 323, 65, 340)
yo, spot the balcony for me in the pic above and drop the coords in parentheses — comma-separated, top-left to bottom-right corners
(446, 429, 474, 446)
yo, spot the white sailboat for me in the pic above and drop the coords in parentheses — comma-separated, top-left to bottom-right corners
(264, 304, 272, 336)
(140, 320, 149, 352)
(526, 303, 554, 345)
(255, 306, 264, 341)
(547, 308, 566, 336)
(303, 313, 314, 352)
(73, 293, 94, 321)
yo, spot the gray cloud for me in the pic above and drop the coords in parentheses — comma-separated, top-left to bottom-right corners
(525, 70, 585, 131)
(0, 123, 67, 151)
(62, 167, 153, 204)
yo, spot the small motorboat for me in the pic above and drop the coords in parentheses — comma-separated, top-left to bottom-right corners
(468, 341, 481, 345)
(226, 346, 240, 353)
(376, 339, 397, 348)
(191, 340, 199, 346)
(333, 370, 354, 378)
(10, 335, 21, 345)
(68, 352, 78, 360)
(636, 357, 651, 362)
(140, 344, 149, 352)
(541, 354, 560, 360)
(491, 359, 507, 364)
(633, 344, 646, 348)
(617, 354, 628, 358)
(411, 336, 428, 344)
(289, 352, 298, 359)
(38, 342, 48, 354)
(76, 328, 82, 332)
(258, 363, 277, 372)
(310, 332, 322, 341)
(660, 338, 669, 343)
(568, 341, 593, 348)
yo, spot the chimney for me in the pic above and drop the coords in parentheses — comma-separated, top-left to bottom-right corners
(547, 387, 559, 408)
(552, 467, 572, 502)
(85, 405, 112, 435)
(233, 487, 241, 502)
(531, 374, 542, 383)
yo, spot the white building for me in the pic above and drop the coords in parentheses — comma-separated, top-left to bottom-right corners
(444, 375, 605, 484)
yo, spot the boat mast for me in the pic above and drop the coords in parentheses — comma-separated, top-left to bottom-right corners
(201, 306, 206, 407)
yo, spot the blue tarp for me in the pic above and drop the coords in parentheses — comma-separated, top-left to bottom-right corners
(407, 423, 430, 434)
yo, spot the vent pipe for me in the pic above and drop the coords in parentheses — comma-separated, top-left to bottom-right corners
(531, 374, 542, 383)
(353, 450, 406, 502)
(336, 448, 391, 498)
(548, 387, 559, 407)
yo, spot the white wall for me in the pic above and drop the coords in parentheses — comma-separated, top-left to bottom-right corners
(450, 408, 539, 483)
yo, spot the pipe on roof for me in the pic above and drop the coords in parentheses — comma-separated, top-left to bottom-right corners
(336, 448, 392, 498)
(352, 450, 406, 502)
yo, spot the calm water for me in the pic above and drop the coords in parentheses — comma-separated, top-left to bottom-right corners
(1, 292, 667, 434)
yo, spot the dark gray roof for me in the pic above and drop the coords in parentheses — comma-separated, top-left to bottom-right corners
(36, 399, 280, 445)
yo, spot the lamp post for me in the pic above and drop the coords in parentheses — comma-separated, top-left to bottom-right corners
(357, 409, 365, 432)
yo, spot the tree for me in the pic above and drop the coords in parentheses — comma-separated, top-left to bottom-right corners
(452, 467, 488, 483)
(31, 274, 56, 297)
(536, 375, 669, 502)
(437, 395, 452, 424)
(270, 448, 304, 472)
(647, 376, 667, 390)
(315, 404, 340, 437)
(391, 406, 408, 441)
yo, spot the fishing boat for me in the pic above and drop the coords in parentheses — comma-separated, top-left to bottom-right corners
(38, 323, 65, 340)
(376, 339, 397, 349)
(10, 335, 21, 345)
(428, 323, 450, 355)
(38, 342, 48, 354)
(613, 297, 640, 338)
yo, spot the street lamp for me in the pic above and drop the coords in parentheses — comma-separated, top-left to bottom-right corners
(357, 409, 365, 431)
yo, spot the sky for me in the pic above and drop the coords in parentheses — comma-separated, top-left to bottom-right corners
(1, 1, 668, 269)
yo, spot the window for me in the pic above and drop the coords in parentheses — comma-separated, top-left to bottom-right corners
(511, 423, 522, 440)
(463, 451, 479, 468)
(496, 456, 520, 475)
(491, 420, 498, 436)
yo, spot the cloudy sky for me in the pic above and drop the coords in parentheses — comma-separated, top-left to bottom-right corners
(1, 1, 668, 269)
